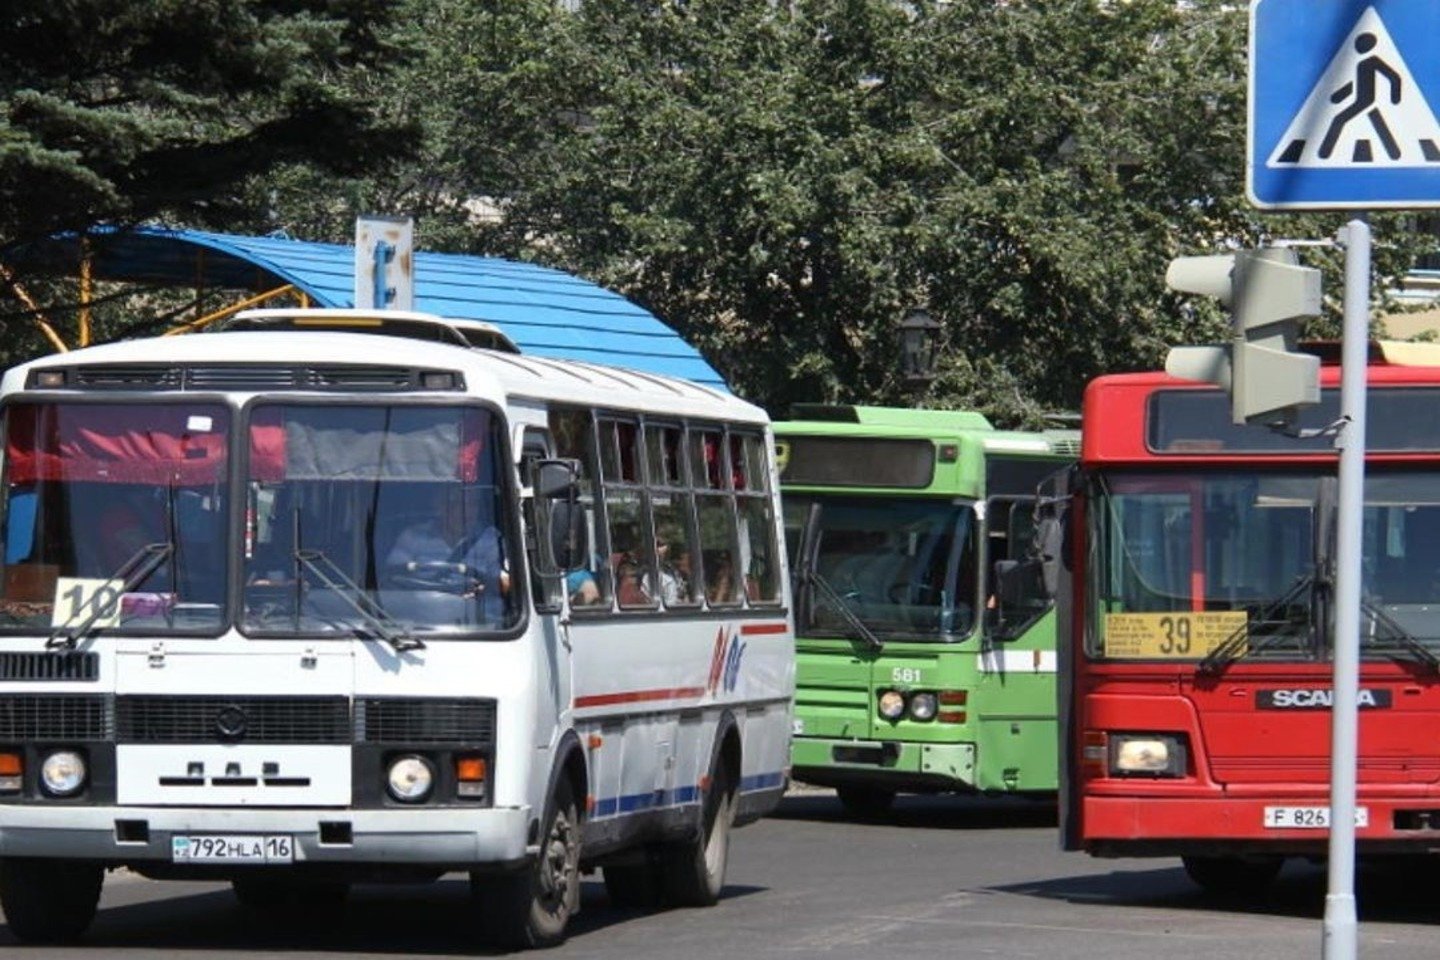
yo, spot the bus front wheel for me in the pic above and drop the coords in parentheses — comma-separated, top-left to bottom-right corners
(479, 779, 581, 949)
(1181, 855, 1283, 896)
(0, 857, 103, 943)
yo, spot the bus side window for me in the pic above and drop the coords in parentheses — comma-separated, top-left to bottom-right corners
(549, 408, 609, 607)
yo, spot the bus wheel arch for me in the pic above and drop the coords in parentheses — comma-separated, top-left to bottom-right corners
(480, 736, 587, 949)
(658, 712, 740, 907)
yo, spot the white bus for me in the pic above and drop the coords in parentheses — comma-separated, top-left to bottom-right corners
(0, 309, 793, 948)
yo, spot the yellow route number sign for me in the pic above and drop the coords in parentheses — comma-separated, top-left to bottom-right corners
(1103, 611, 1248, 659)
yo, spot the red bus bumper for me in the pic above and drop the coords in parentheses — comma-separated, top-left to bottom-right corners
(1082, 791, 1440, 858)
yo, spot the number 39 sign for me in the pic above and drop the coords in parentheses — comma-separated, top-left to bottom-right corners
(1103, 611, 1249, 659)
(51, 578, 125, 629)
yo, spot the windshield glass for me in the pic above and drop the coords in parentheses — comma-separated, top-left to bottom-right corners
(1090, 471, 1321, 661)
(787, 494, 978, 642)
(0, 401, 230, 633)
(242, 403, 519, 637)
(1361, 472, 1440, 649)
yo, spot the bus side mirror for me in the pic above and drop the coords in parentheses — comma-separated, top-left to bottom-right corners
(534, 458, 581, 499)
(992, 558, 1048, 640)
(547, 500, 589, 573)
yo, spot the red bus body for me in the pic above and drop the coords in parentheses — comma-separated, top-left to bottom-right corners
(1062, 357, 1440, 871)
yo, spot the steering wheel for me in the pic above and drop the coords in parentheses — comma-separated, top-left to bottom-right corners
(387, 560, 479, 593)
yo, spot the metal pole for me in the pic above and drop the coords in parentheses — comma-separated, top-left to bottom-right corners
(1322, 215, 1369, 960)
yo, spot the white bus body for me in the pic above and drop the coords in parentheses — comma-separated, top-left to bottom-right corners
(0, 315, 793, 947)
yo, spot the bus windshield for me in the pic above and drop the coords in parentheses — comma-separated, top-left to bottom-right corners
(1090, 471, 1321, 660)
(242, 403, 519, 637)
(789, 495, 978, 642)
(0, 400, 231, 633)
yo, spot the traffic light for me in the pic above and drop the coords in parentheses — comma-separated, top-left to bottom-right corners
(1164, 247, 1322, 426)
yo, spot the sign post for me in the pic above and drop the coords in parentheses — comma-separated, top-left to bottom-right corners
(1250, 4, 1440, 959)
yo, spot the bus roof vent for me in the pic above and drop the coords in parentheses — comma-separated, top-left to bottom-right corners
(71, 365, 184, 389)
(221, 308, 520, 354)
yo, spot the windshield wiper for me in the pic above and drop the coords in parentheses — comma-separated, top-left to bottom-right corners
(1360, 596, 1440, 674)
(46, 541, 175, 650)
(800, 567, 883, 652)
(293, 547, 424, 652)
(1199, 572, 1319, 676)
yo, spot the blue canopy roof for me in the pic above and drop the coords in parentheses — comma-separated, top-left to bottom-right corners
(6, 226, 725, 389)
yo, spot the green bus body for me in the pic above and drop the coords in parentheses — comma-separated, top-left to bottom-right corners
(777, 406, 1075, 811)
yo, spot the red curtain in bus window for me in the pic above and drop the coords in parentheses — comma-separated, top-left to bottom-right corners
(247, 406, 483, 482)
(6, 404, 228, 485)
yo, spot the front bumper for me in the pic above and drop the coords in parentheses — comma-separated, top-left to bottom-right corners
(790, 736, 977, 791)
(1082, 792, 1440, 858)
(0, 803, 532, 868)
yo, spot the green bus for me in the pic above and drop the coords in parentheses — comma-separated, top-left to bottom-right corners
(777, 405, 1076, 817)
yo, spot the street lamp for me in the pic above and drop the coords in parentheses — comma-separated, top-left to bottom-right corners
(899, 307, 941, 383)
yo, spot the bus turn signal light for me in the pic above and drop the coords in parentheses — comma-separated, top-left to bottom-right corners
(937, 690, 967, 723)
(1081, 731, 1107, 777)
(0, 751, 21, 792)
(455, 756, 488, 799)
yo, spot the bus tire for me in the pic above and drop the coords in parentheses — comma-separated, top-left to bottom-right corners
(657, 760, 735, 907)
(481, 778, 581, 949)
(1181, 855, 1283, 896)
(836, 784, 895, 820)
(0, 857, 103, 944)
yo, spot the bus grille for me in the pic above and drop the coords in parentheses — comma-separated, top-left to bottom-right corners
(0, 695, 112, 740)
(0, 651, 99, 682)
(116, 696, 351, 744)
(356, 698, 497, 744)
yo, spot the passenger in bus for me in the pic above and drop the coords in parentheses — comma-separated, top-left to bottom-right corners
(609, 522, 650, 606)
(705, 551, 736, 604)
(566, 568, 601, 605)
(650, 525, 689, 604)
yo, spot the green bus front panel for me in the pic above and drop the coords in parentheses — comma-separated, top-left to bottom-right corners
(791, 621, 1058, 794)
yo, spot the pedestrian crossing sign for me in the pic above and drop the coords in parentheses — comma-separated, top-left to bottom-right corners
(1250, 1, 1440, 209)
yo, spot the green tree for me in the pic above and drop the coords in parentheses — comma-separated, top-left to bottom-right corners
(411, 0, 1430, 423)
(0, 0, 415, 255)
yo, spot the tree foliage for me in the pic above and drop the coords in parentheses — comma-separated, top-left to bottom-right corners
(2, 0, 1432, 423)
(389, 0, 1429, 422)
(0, 0, 414, 253)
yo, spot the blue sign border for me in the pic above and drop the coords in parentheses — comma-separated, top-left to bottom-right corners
(1249, 0, 1440, 209)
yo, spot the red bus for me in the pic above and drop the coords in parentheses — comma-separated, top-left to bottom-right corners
(1056, 346, 1440, 894)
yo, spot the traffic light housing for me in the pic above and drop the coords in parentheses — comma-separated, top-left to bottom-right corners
(1164, 247, 1322, 426)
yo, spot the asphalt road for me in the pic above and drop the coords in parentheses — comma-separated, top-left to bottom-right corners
(4, 790, 1438, 959)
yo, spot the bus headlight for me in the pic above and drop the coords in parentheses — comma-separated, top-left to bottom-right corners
(386, 755, 435, 803)
(1110, 734, 1187, 778)
(40, 750, 86, 796)
(908, 692, 938, 721)
(877, 690, 906, 720)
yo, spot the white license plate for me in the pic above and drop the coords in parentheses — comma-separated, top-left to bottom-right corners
(1262, 806, 1369, 829)
(171, 834, 295, 863)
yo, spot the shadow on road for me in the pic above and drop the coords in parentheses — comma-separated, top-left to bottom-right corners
(0, 876, 770, 954)
(772, 790, 1058, 831)
(993, 856, 1440, 927)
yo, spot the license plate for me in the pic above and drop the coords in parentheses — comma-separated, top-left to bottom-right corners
(171, 834, 294, 863)
(1262, 806, 1369, 829)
